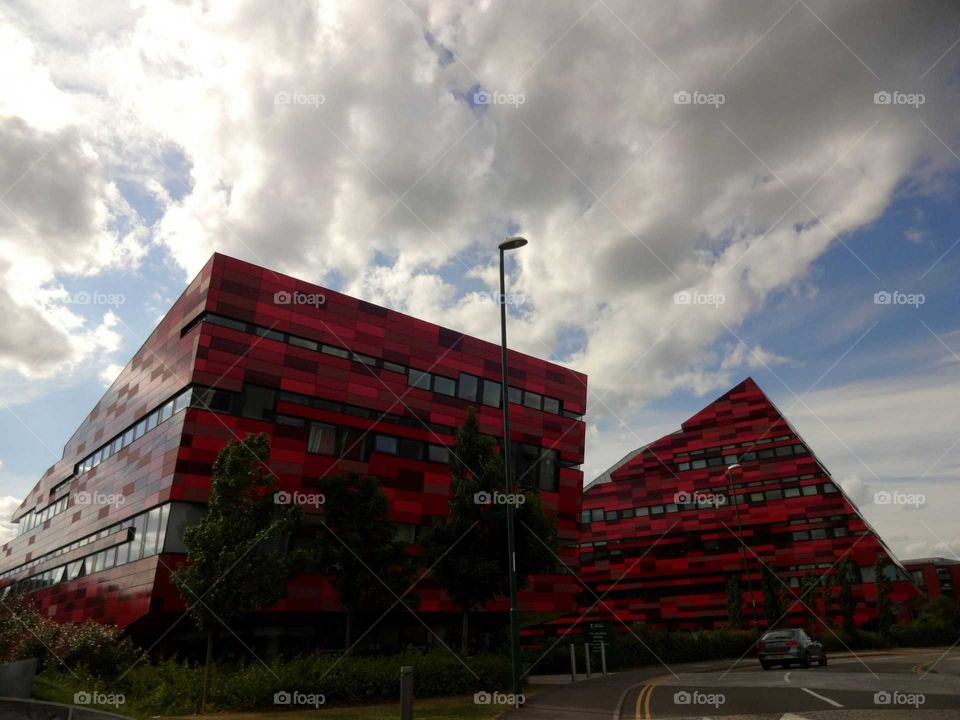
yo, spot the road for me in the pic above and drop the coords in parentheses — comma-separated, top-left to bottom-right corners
(502, 647, 960, 719)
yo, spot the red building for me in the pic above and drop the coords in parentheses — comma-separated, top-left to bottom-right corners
(0, 253, 587, 650)
(903, 558, 960, 600)
(574, 378, 917, 633)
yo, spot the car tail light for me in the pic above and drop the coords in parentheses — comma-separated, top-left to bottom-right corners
(785, 640, 798, 646)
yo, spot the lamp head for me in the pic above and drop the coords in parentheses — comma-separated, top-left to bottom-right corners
(727, 463, 742, 472)
(499, 236, 528, 251)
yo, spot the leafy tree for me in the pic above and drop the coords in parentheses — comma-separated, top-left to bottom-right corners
(421, 407, 557, 654)
(836, 556, 857, 635)
(310, 473, 411, 649)
(725, 576, 742, 629)
(170, 433, 301, 710)
(874, 556, 894, 635)
(760, 564, 784, 629)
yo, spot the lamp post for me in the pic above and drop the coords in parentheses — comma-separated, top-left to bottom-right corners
(727, 463, 760, 635)
(498, 235, 526, 708)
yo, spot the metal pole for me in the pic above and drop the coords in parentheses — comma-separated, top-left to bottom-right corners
(569, 643, 577, 682)
(499, 247, 522, 708)
(400, 665, 413, 720)
(584, 642, 592, 678)
(729, 466, 760, 635)
(600, 640, 607, 675)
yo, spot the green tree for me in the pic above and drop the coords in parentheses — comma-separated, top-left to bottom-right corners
(725, 576, 743, 629)
(310, 473, 411, 649)
(421, 407, 557, 654)
(760, 564, 784, 629)
(874, 556, 894, 635)
(836, 556, 857, 635)
(170, 433, 301, 711)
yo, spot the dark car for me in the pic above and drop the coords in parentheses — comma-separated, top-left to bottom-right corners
(758, 628, 827, 670)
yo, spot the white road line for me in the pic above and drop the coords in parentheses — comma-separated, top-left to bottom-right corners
(783, 671, 792, 683)
(800, 687, 844, 708)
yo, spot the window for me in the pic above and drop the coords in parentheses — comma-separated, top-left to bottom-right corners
(650, 505, 664, 515)
(102, 546, 117, 570)
(766, 489, 783, 501)
(605, 510, 618, 522)
(408, 369, 432, 390)
(677, 462, 690, 471)
(338, 427, 367, 460)
(382, 360, 406, 374)
(143, 507, 162, 556)
(351, 353, 377, 366)
(802, 484, 818, 496)
(307, 423, 338, 455)
(145, 411, 159, 432)
(428, 445, 448, 464)
(130, 514, 147, 561)
(635, 506, 649, 516)
(833, 526, 848, 537)
(321, 344, 349, 359)
(208, 314, 248, 332)
(515, 443, 540, 487)
(691, 459, 707, 470)
(621, 508, 635, 519)
(289, 335, 319, 350)
(543, 397, 560, 414)
(757, 448, 775, 459)
(398, 438, 424, 460)
(524, 392, 542, 410)
(482, 380, 501, 407)
(241, 386, 276, 421)
(581, 510, 591, 524)
(374, 435, 398, 455)
(173, 389, 192, 413)
(66, 560, 85, 580)
(822, 483, 839, 494)
(590, 508, 603, 522)
(433, 375, 456, 397)
(159, 401, 175, 423)
(116, 539, 130, 565)
(457, 373, 479, 401)
(255, 326, 284, 342)
(132, 419, 147, 440)
(707, 456, 723, 467)
(741, 451, 756, 462)
(784, 487, 801, 498)
(508, 386, 522, 405)
(538, 448, 559, 492)
(749, 492, 764, 503)
(810, 528, 827, 540)
(395, 525, 417, 544)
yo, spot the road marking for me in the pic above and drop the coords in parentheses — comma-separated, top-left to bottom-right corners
(800, 687, 844, 708)
(783, 671, 792, 683)
(633, 678, 663, 719)
(781, 714, 814, 719)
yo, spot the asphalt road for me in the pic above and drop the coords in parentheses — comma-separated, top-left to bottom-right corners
(502, 647, 960, 719)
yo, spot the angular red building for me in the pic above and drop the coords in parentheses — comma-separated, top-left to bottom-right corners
(0, 253, 587, 649)
(574, 378, 916, 632)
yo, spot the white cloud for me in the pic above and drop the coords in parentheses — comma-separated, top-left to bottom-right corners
(0, 495, 21, 546)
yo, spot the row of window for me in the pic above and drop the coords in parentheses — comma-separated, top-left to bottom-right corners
(581, 480, 840, 525)
(1, 505, 169, 588)
(73, 387, 193, 478)
(675, 434, 796, 458)
(189, 311, 580, 419)
(193, 383, 569, 492)
(16, 495, 69, 536)
(676, 443, 808, 472)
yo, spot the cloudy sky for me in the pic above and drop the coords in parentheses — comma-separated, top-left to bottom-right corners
(0, 0, 958, 559)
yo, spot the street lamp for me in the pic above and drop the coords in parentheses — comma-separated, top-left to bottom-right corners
(727, 463, 760, 635)
(498, 235, 526, 708)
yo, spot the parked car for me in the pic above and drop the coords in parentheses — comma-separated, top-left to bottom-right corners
(758, 628, 827, 669)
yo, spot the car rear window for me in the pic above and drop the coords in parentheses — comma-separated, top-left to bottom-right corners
(763, 630, 796, 640)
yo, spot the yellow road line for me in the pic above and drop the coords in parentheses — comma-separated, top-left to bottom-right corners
(634, 677, 665, 719)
